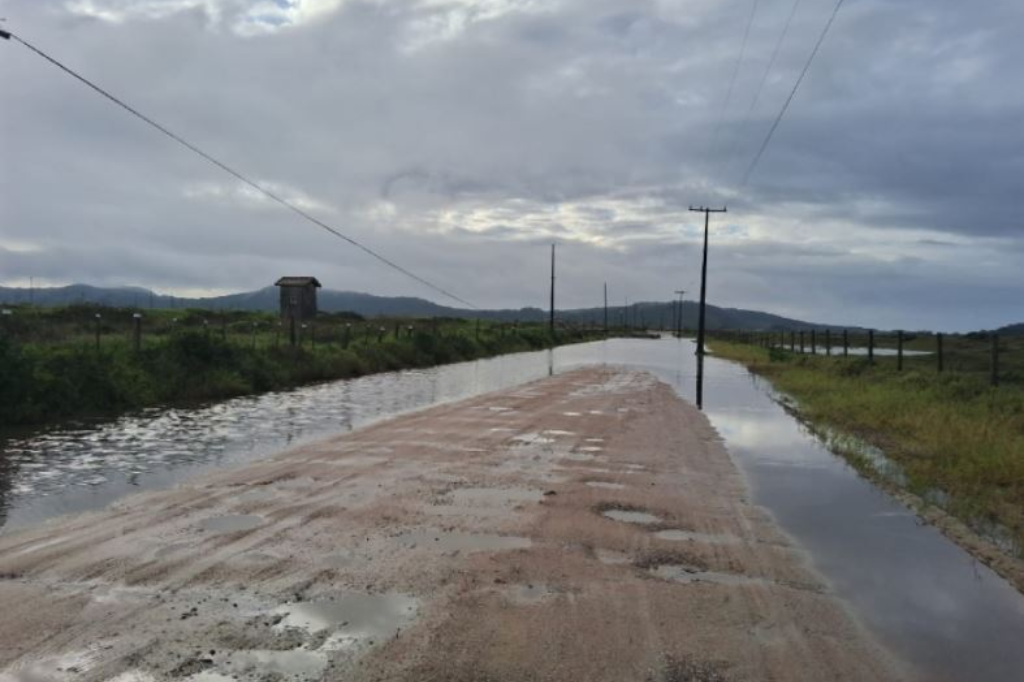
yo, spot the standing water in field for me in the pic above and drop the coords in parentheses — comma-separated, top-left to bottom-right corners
(1, 338, 1023, 681)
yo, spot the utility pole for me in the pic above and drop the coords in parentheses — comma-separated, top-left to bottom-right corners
(674, 290, 686, 337)
(549, 243, 556, 338)
(603, 283, 608, 336)
(689, 206, 727, 410)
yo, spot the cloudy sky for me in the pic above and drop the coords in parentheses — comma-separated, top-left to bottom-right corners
(1, 0, 1021, 330)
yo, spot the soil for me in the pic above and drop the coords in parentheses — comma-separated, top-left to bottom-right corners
(0, 368, 914, 682)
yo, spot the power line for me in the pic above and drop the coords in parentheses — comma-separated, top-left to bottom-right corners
(722, 0, 803, 181)
(705, 0, 760, 180)
(2, 30, 478, 310)
(740, 0, 847, 187)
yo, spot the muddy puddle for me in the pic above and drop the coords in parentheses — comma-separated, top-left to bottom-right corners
(602, 510, 662, 525)
(654, 529, 739, 545)
(585, 481, 627, 490)
(273, 592, 418, 641)
(200, 514, 263, 534)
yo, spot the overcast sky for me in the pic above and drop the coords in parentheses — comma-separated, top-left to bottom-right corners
(1, 0, 1021, 330)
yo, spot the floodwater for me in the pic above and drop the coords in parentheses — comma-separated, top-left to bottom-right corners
(2, 338, 1024, 680)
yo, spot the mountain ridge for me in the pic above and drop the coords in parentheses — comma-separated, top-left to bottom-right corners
(1, 283, 854, 331)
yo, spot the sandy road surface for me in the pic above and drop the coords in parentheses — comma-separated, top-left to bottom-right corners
(0, 368, 909, 682)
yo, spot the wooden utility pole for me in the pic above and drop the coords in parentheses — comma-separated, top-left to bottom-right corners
(689, 206, 727, 410)
(603, 283, 608, 336)
(549, 244, 556, 337)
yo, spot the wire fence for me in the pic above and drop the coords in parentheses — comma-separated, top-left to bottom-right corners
(711, 328, 1021, 387)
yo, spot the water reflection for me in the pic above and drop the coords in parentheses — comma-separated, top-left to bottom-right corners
(2, 338, 1023, 682)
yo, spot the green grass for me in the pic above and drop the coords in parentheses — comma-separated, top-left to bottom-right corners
(708, 338, 1024, 556)
(0, 304, 607, 428)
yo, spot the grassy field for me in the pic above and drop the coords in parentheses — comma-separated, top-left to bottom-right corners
(708, 335, 1024, 557)
(0, 304, 606, 428)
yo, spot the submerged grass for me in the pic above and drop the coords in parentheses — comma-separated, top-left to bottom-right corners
(709, 340, 1024, 556)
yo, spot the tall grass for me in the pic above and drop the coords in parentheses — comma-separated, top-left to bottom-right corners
(710, 341, 1024, 555)
(0, 316, 601, 427)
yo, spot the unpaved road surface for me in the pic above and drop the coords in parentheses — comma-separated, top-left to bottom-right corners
(0, 368, 910, 682)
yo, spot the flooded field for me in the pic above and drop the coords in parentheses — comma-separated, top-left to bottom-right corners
(2, 338, 1023, 680)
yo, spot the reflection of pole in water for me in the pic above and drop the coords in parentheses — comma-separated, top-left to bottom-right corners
(339, 380, 353, 432)
(547, 348, 554, 377)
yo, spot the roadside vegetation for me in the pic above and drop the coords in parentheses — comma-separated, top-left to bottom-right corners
(0, 304, 606, 428)
(708, 335, 1024, 558)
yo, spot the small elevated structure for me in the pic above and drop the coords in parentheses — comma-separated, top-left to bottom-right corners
(275, 277, 321, 320)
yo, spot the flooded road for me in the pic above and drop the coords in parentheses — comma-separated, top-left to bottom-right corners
(2, 338, 1023, 680)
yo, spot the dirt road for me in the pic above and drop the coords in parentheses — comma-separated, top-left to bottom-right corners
(0, 368, 910, 681)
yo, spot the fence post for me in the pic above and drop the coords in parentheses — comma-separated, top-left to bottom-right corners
(132, 313, 142, 353)
(825, 329, 831, 357)
(868, 329, 875, 364)
(790, 330, 795, 352)
(897, 330, 904, 371)
(992, 334, 1000, 387)
(937, 333, 943, 373)
(95, 313, 102, 351)
(843, 329, 849, 357)
(799, 331, 805, 353)
(811, 330, 817, 355)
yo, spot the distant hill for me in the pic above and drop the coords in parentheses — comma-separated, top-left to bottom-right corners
(0, 284, 847, 331)
(997, 323, 1024, 336)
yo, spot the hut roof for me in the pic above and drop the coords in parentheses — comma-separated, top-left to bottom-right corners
(274, 277, 322, 288)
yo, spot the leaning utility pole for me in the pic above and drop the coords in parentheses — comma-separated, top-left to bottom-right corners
(689, 206, 727, 410)
(549, 244, 556, 337)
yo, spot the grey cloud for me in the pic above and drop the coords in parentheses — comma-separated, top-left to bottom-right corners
(1, 0, 1022, 330)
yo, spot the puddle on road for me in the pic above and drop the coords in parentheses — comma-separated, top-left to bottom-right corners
(654, 529, 739, 545)
(274, 592, 418, 640)
(511, 432, 555, 445)
(543, 430, 576, 437)
(578, 446, 603, 453)
(200, 514, 263, 534)
(603, 510, 662, 525)
(586, 481, 626, 490)
(395, 530, 531, 552)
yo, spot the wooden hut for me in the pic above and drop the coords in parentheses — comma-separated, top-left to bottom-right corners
(275, 277, 321, 320)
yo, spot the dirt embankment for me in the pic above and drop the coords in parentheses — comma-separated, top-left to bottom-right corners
(0, 368, 912, 682)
